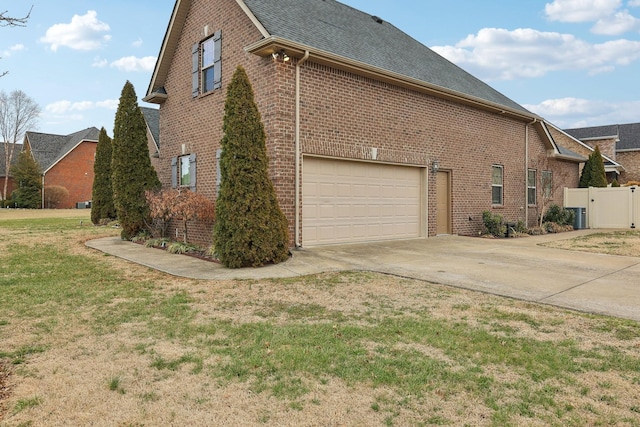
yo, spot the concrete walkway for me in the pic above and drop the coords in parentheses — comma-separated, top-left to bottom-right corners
(86, 230, 640, 322)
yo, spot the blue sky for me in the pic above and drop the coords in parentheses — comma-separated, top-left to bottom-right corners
(1, 0, 639, 137)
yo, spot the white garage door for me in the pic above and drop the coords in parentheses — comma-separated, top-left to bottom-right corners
(302, 157, 422, 246)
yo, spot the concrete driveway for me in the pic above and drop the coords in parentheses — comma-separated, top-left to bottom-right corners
(86, 229, 640, 322)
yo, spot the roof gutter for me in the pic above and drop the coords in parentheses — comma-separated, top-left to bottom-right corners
(245, 37, 541, 123)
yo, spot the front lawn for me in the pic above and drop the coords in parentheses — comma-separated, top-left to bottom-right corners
(1, 211, 639, 426)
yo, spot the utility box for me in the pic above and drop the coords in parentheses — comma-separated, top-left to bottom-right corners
(568, 207, 587, 229)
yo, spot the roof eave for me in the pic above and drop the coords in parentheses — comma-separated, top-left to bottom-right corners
(246, 37, 539, 122)
(605, 164, 626, 173)
(145, 0, 190, 100)
(552, 153, 588, 162)
(142, 91, 168, 105)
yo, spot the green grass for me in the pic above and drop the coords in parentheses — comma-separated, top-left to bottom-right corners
(2, 216, 640, 426)
(12, 396, 43, 415)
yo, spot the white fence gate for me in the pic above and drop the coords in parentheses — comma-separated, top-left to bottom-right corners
(564, 186, 640, 229)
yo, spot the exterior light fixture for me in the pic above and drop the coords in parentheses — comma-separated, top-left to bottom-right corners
(272, 49, 290, 62)
(431, 159, 439, 173)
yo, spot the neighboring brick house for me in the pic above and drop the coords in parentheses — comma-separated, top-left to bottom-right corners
(144, 0, 583, 247)
(24, 127, 100, 209)
(564, 123, 640, 184)
(141, 107, 161, 172)
(0, 142, 22, 203)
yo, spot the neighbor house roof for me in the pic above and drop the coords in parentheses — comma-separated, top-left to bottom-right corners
(0, 142, 23, 176)
(146, 0, 536, 121)
(547, 122, 623, 173)
(141, 107, 160, 149)
(25, 127, 100, 173)
(564, 122, 640, 152)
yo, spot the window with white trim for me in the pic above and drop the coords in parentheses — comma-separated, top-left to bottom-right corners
(527, 169, 536, 205)
(492, 165, 503, 205)
(192, 30, 222, 97)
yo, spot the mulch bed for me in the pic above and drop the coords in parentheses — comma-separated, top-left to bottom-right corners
(0, 360, 12, 421)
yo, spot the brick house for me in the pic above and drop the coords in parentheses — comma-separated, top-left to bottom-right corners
(144, 0, 583, 247)
(24, 127, 100, 209)
(0, 142, 22, 203)
(563, 123, 640, 184)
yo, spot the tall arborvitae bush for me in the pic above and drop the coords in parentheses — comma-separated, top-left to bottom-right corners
(579, 145, 608, 188)
(214, 66, 289, 268)
(10, 149, 42, 208)
(111, 81, 160, 239)
(91, 127, 116, 224)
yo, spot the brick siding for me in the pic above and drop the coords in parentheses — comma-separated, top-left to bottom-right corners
(0, 176, 18, 202)
(154, 0, 578, 247)
(618, 151, 640, 183)
(44, 141, 96, 209)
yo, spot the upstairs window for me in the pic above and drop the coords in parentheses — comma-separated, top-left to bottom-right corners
(192, 30, 222, 97)
(492, 165, 503, 205)
(527, 169, 537, 205)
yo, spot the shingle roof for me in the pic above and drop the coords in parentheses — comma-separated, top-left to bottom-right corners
(564, 123, 640, 151)
(26, 127, 100, 172)
(242, 0, 531, 116)
(141, 107, 160, 148)
(0, 143, 23, 176)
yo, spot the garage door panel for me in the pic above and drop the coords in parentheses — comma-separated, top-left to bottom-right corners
(303, 157, 422, 246)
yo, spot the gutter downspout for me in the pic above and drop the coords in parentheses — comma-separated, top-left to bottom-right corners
(41, 174, 45, 209)
(525, 118, 537, 226)
(295, 51, 310, 248)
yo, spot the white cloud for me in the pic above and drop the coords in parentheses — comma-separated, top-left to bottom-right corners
(431, 28, 640, 80)
(45, 99, 118, 114)
(45, 101, 73, 114)
(110, 56, 156, 72)
(96, 99, 119, 110)
(132, 38, 143, 48)
(40, 10, 111, 52)
(545, 0, 622, 22)
(92, 56, 108, 68)
(46, 100, 93, 114)
(1, 44, 25, 58)
(545, 0, 640, 34)
(591, 10, 640, 34)
(524, 97, 640, 127)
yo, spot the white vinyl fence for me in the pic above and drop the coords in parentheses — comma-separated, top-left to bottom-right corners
(564, 186, 639, 229)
